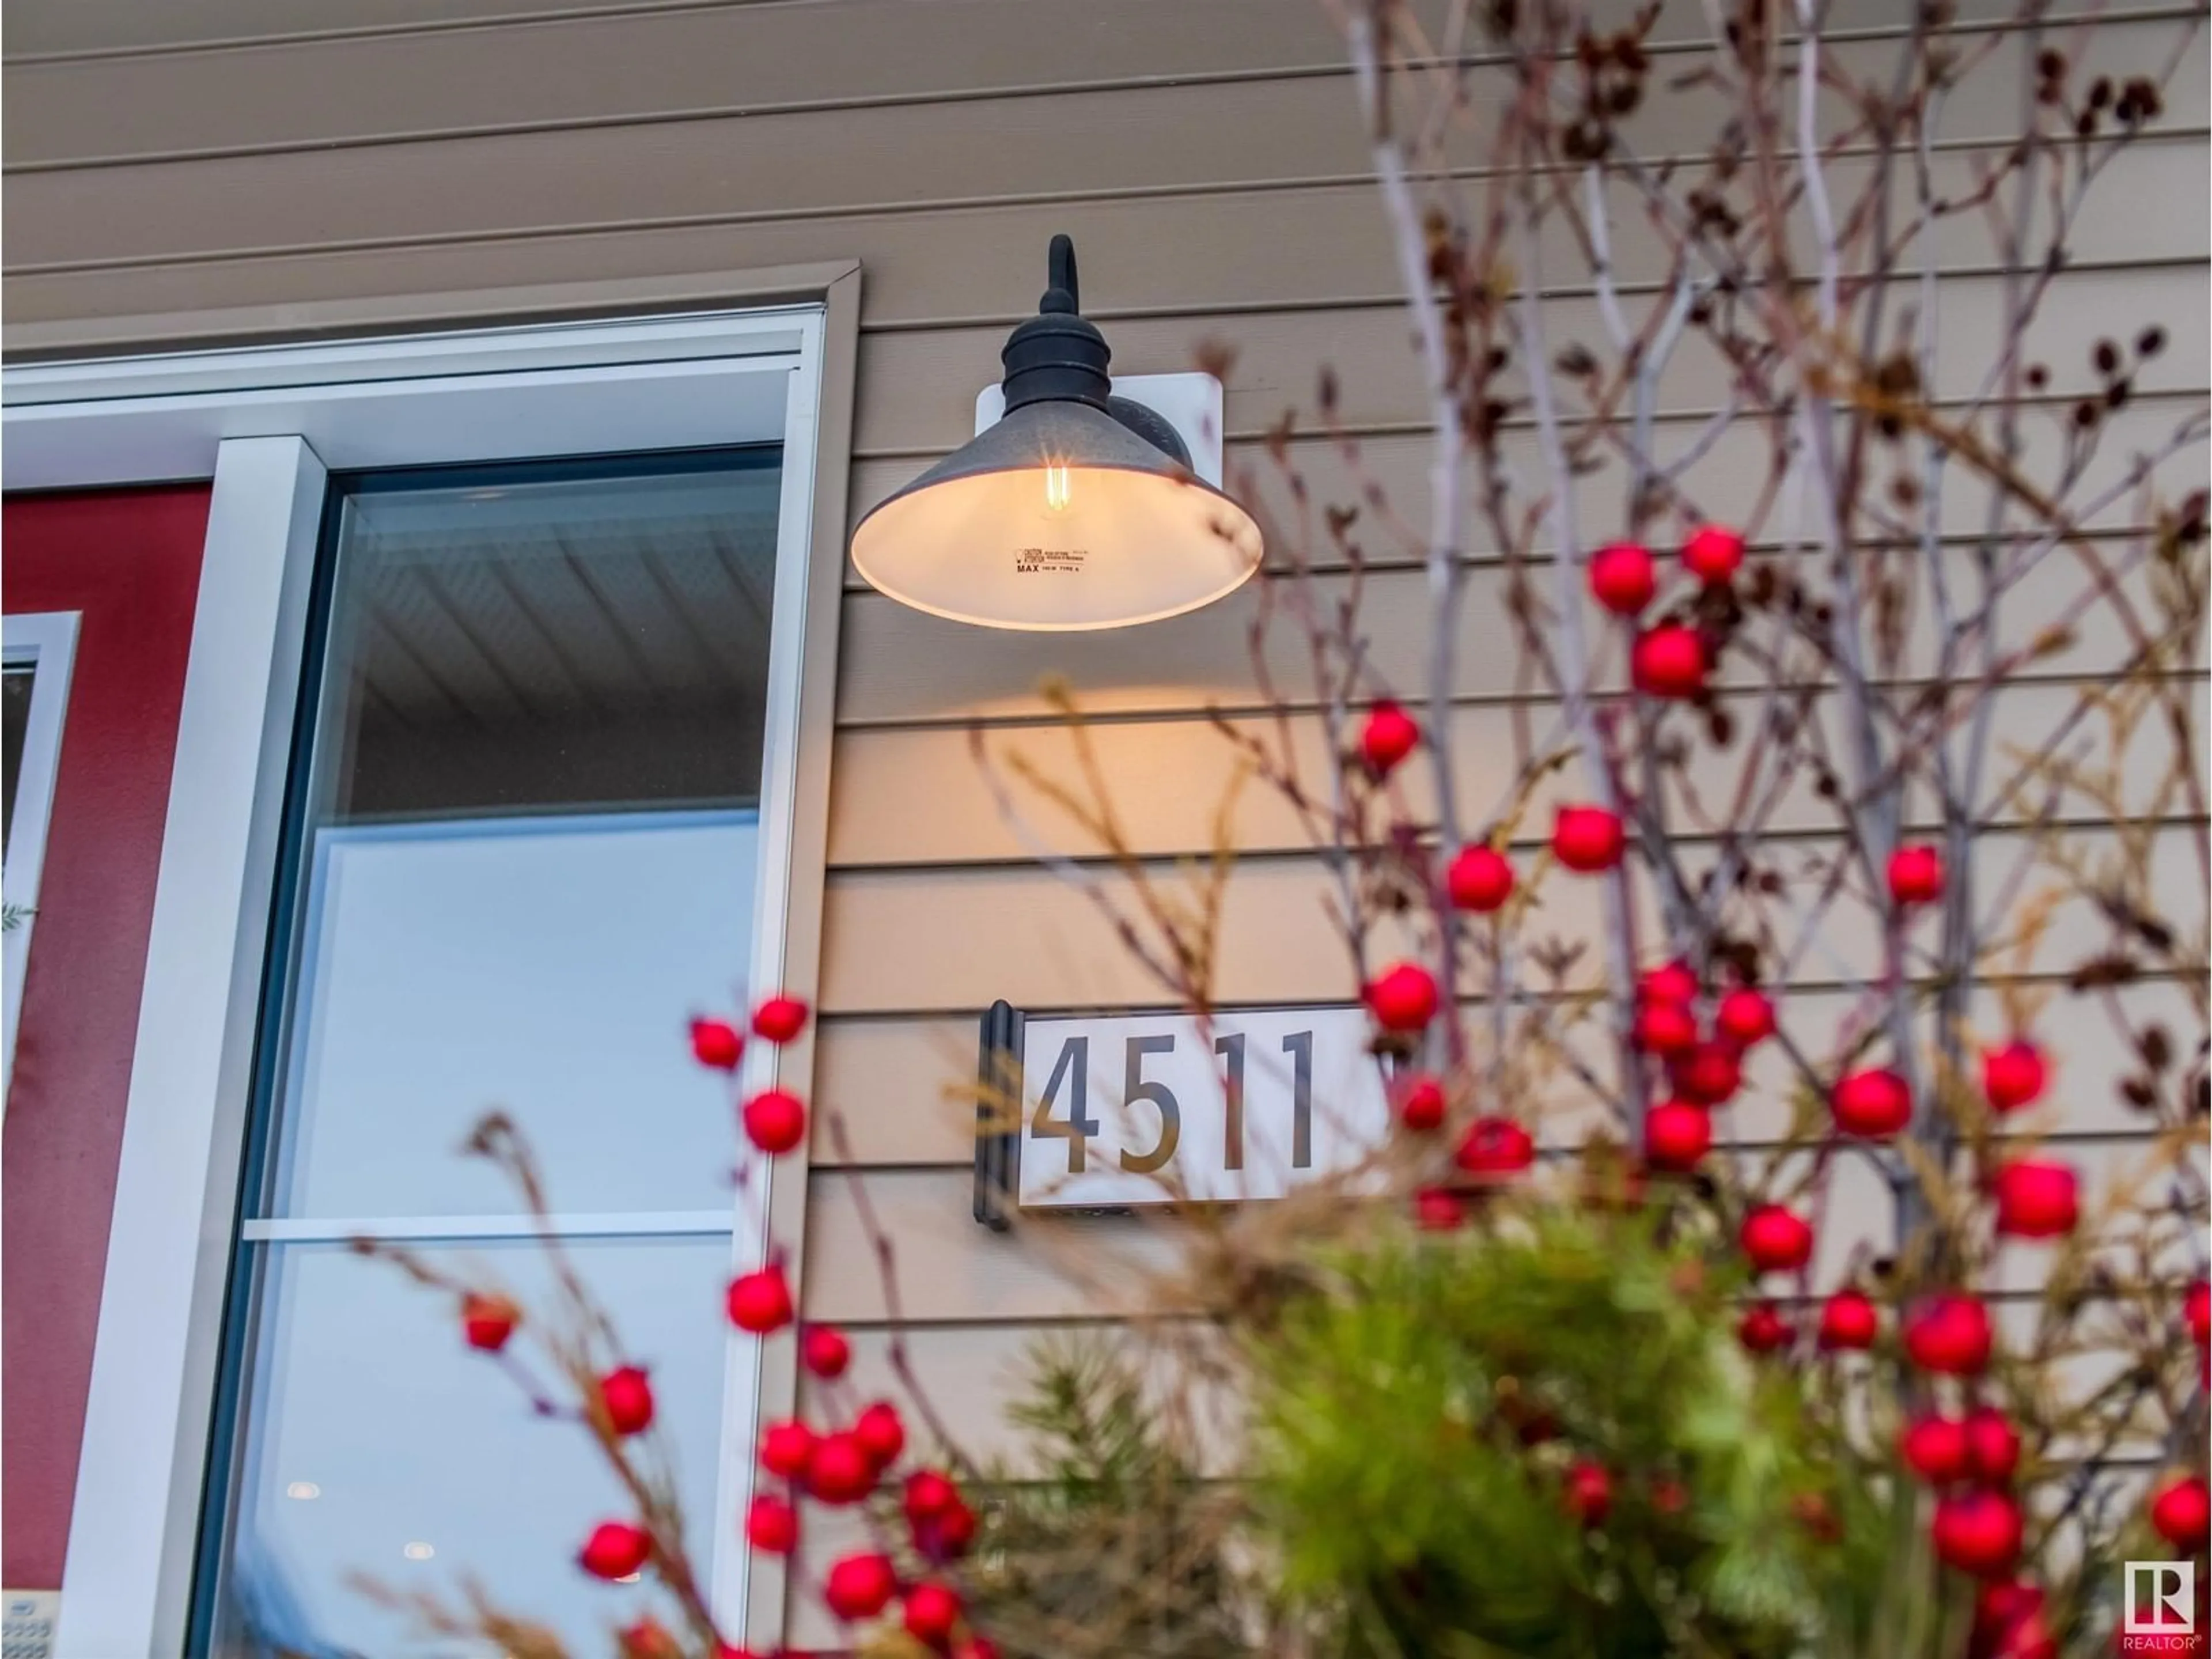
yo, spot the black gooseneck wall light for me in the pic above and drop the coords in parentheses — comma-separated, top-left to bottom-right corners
(849, 236, 1263, 630)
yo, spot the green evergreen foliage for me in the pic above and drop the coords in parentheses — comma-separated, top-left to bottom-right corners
(1243, 1202, 1893, 1658)
(908, 1206, 1934, 1659)
(922, 1340, 1252, 1659)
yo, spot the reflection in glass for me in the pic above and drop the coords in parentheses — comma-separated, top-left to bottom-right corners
(206, 1238, 729, 1658)
(269, 812, 756, 1218)
(310, 461, 782, 821)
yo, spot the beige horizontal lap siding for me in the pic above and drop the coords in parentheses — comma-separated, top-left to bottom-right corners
(4, 11, 2203, 306)
(810, 974, 2209, 1169)
(815, 822, 2200, 1011)
(9, 131, 2209, 339)
(849, 263, 2210, 456)
(847, 387, 2212, 572)
(789, 0, 2207, 1475)
(835, 538, 2206, 725)
(5, 0, 2078, 59)
(829, 679, 2210, 866)
(3, 1, 2183, 164)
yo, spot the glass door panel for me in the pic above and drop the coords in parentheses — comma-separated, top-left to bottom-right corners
(199, 450, 781, 1655)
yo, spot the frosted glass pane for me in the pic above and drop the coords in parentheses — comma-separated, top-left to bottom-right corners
(263, 813, 754, 1218)
(207, 1237, 732, 1657)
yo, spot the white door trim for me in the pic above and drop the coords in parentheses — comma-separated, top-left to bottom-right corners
(56, 437, 329, 1659)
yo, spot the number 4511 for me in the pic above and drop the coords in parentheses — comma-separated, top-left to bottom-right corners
(1029, 1031, 1314, 1176)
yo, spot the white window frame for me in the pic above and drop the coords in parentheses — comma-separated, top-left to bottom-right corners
(1, 607, 81, 1110)
(2, 290, 851, 1658)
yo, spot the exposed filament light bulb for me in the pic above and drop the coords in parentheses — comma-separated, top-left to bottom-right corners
(1042, 461, 1073, 514)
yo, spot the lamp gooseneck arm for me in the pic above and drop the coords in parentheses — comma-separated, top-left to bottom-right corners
(1043, 233, 1080, 315)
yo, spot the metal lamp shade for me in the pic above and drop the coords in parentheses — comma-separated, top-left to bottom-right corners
(849, 399, 1264, 631)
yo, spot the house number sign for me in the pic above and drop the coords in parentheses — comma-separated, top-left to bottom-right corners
(972, 1001, 1392, 1225)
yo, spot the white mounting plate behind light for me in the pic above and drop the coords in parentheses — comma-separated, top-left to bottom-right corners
(974, 372, 1226, 487)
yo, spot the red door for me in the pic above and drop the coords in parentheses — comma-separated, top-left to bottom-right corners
(2, 486, 210, 1591)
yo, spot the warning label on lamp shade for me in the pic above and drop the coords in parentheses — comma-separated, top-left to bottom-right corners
(1013, 547, 1088, 575)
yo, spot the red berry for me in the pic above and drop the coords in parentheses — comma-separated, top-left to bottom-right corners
(1980, 1040, 2047, 1114)
(823, 1551, 898, 1622)
(1651, 1477, 1690, 1516)
(1358, 700, 1420, 777)
(752, 994, 810, 1043)
(1740, 1204, 1814, 1274)
(1995, 1613, 2055, 1659)
(1632, 624, 1707, 699)
(1887, 843, 1945, 906)
(1552, 804, 1625, 873)
(1833, 1067, 1912, 1138)
(578, 1520, 653, 1580)
(1818, 1289, 1880, 1351)
(619, 1618, 683, 1659)
(760, 1418, 815, 1478)
(1681, 523, 1746, 585)
(1455, 1116, 1535, 1179)
(2150, 1474, 2211, 1550)
(1643, 1101, 1711, 1172)
(854, 1400, 907, 1470)
(802, 1325, 852, 1379)
(1992, 1159, 2079, 1240)
(745, 1493, 798, 1554)
(1714, 987, 1775, 1048)
(1977, 1584, 2056, 1659)
(1414, 1187, 1466, 1230)
(904, 1581, 963, 1645)
(1634, 999, 1699, 1056)
(1641, 961, 1699, 1006)
(1365, 961, 1440, 1032)
(1964, 1407, 2021, 1484)
(1900, 1414, 1971, 1484)
(916, 1494, 978, 1562)
(1976, 1580, 2041, 1626)
(690, 1017, 744, 1071)
(904, 1469, 960, 1525)
(1672, 1040, 1741, 1106)
(1976, 1582, 2046, 1645)
(1933, 1490, 2022, 1578)
(1738, 1301, 1792, 1353)
(1588, 541, 1657, 615)
(1904, 1294, 1993, 1376)
(1395, 1072, 1446, 1133)
(726, 1265, 793, 1334)
(1564, 1460, 1612, 1527)
(1446, 844, 1516, 912)
(806, 1431, 878, 1504)
(596, 1365, 654, 1436)
(2187, 1279, 2210, 1347)
(460, 1291, 518, 1353)
(742, 1088, 808, 1155)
